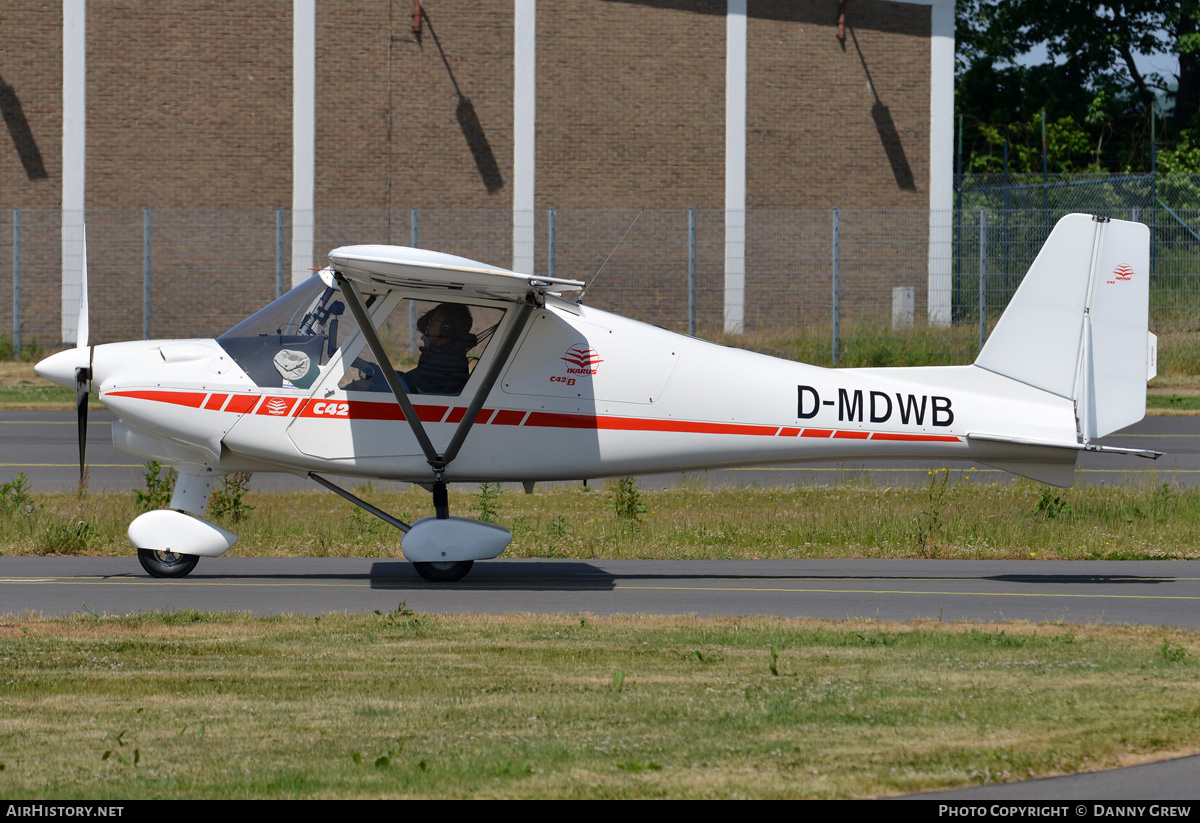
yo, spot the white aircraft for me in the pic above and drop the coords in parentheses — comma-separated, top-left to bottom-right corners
(36, 213, 1159, 581)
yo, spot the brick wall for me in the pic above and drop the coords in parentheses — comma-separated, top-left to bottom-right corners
(315, 0, 514, 215)
(537, 0, 726, 210)
(1, 4, 63, 347)
(747, 0, 930, 209)
(0, 0, 936, 344)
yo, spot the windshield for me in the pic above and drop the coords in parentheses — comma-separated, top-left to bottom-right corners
(217, 277, 363, 389)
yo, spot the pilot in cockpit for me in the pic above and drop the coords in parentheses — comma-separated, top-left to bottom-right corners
(341, 302, 476, 396)
(401, 303, 476, 394)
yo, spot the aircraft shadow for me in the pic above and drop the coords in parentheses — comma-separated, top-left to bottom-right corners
(344, 564, 1182, 592)
(110, 565, 1180, 593)
(368, 560, 619, 591)
(986, 574, 1175, 586)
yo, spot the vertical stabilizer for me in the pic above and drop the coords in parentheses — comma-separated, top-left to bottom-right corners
(975, 214, 1151, 440)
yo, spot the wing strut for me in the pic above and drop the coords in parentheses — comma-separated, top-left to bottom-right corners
(309, 472, 412, 533)
(335, 273, 439, 464)
(333, 271, 537, 519)
(441, 300, 535, 466)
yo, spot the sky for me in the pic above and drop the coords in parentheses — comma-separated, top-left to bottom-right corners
(1017, 41, 1180, 91)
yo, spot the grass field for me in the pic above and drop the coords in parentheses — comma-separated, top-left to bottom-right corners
(1, 613, 1197, 799)
(4, 472, 1200, 562)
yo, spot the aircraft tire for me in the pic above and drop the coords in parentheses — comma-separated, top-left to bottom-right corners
(137, 549, 200, 578)
(412, 560, 474, 582)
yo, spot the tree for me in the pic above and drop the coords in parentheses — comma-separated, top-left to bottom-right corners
(956, 0, 1200, 171)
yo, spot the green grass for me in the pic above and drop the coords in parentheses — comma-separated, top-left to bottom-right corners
(5, 473, 1200, 561)
(0, 613, 1197, 799)
(702, 321, 980, 368)
(0, 384, 76, 406)
(1148, 393, 1200, 410)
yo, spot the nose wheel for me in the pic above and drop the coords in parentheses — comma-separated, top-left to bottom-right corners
(412, 560, 474, 583)
(137, 549, 200, 578)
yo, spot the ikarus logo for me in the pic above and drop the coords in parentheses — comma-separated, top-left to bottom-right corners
(265, 398, 289, 416)
(561, 345, 602, 375)
(1108, 264, 1134, 284)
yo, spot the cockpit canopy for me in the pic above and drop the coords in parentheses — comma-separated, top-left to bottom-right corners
(217, 277, 352, 389)
(217, 276, 505, 396)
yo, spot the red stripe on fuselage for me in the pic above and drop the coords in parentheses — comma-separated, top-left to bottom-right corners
(106, 390, 208, 408)
(444, 407, 497, 425)
(225, 394, 260, 414)
(116, 390, 962, 443)
(869, 432, 961, 442)
(492, 409, 527, 426)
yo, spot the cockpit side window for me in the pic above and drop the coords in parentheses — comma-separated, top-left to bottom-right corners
(217, 277, 366, 389)
(339, 298, 504, 397)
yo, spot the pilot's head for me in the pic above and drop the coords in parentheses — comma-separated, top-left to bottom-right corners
(417, 303, 473, 349)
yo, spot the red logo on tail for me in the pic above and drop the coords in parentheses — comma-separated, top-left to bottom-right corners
(1113, 264, 1134, 281)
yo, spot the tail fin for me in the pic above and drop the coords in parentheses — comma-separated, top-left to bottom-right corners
(974, 214, 1153, 440)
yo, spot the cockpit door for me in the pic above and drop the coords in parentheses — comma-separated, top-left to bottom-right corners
(285, 294, 508, 464)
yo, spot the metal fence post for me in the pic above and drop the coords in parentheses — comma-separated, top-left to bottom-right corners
(1002, 139, 1011, 292)
(1151, 104, 1157, 280)
(410, 208, 419, 355)
(275, 208, 285, 298)
(978, 208, 987, 352)
(688, 208, 696, 337)
(1041, 109, 1050, 238)
(548, 208, 556, 279)
(954, 114, 963, 321)
(143, 207, 152, 339)
(12, 209, 20, 353)
(831, 207, 841, 367)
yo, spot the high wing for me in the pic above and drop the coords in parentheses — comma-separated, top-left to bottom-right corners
(327, 244, 584, 301)
(321, 244, 566, 534)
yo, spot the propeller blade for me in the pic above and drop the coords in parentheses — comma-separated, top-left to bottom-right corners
(74, 347, 92, 482)
(75, 369, 88, 480)
(76, 225, 89, 348)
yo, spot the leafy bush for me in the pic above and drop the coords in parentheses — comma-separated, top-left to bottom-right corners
(1032, 489, 1073, 520)
(133, 461, 177, 512)
(473, 482, 502, 523)
(607, 476, 646, 521)
(0, 472, 36, 517)
(210, 472, 253, 522)
(0, 334, 42, 362)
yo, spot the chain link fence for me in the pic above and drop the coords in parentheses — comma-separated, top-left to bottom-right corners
(3, 183, 1199, 369)
(955, 173, 1200, 371)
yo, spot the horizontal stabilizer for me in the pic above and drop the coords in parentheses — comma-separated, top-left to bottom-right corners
(968, 430, 1160, 487)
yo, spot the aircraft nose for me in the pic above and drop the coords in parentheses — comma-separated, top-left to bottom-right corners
(35, 347, 91, 389)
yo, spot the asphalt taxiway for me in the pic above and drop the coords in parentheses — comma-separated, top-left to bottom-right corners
(3, 557, 1199, 626)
